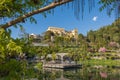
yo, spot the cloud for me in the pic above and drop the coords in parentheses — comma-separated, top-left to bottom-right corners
(92, 16, 98, 21)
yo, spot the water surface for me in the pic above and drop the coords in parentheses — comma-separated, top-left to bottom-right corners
(41, 66, 120, 80)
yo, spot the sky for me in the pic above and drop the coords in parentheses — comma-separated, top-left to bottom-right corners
(10, 0, 115, 38)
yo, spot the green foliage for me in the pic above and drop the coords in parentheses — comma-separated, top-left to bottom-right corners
(0, 29, 22, 78)
(52, 52, 57, 60)
(43, 31, 54, 42)
(34, 62, 43, 71)
(0, 28, 39, 78)
(0, 29, 22, 59)
(84, 59, 120, 66)
(86, 19, 120, 51)
(99, 0, 120, 18)
(0, 0, 120, 29)
(0, 0, 45, 18)
(0, 0, 120, 78)
(0, 59, 29, 80)
(0, 0, 52, 28)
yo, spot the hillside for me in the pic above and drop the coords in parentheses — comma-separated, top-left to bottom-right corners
(86, 19, 120, 52)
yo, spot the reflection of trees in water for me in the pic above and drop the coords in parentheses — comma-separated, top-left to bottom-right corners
(79, 66, 120, 80)
(42, 70, 61, 80)
(42, 66, 120, 80)
(1, 66, 119, 80)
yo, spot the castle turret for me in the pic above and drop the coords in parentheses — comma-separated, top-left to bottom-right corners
(72, 28, 78, 40)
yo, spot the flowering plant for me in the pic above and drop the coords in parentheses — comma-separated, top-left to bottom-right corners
(98, 47, 107, 53)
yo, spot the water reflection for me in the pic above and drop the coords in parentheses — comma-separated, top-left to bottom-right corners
(42, 66, 120, 80)
(0, 66, 120, 80)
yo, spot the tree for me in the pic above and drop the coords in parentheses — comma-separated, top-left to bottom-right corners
(99, 0, 120, 17)
(0, 0, 120, 78)
(0, 0, 120, 29)
(51, 52, 57, 62)
(0, 29, 22, 60)
(43, 31, 55, 43)
(0, 28, 38, 78)
(0, 29, 25, 78)
(0, 0, 73, 29)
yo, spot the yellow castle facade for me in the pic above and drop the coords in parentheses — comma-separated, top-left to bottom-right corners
(47, 26, 78, 39)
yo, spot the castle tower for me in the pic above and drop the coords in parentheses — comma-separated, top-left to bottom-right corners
(72, 28, 78, 40)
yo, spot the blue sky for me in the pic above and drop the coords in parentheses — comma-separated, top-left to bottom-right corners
(10, 0, 115, 38)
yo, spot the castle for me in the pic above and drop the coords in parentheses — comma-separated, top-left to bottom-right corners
(29, 26, 78, 43)
(47, 26, 78, 39)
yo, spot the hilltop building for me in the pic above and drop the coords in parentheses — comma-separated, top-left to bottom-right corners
(29, 26, 78, 45)
(47, 26, 78, 40)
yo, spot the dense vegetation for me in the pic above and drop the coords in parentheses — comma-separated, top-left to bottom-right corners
(86, 19, 120, 52)
(0, 14, 120, 80)
(0, 0, 120, 79)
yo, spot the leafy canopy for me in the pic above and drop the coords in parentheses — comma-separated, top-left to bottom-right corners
(0, 0, 120, 29)
(0, 0, 46, 18)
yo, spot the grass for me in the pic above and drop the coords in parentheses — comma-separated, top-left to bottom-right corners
(81, 59, 120, 66)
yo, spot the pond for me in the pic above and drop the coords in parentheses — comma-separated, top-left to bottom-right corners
(33, 65, 120, 80)
(1, 65, 120, 80)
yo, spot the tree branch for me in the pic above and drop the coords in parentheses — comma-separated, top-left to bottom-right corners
(1, 0, 73, 29)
